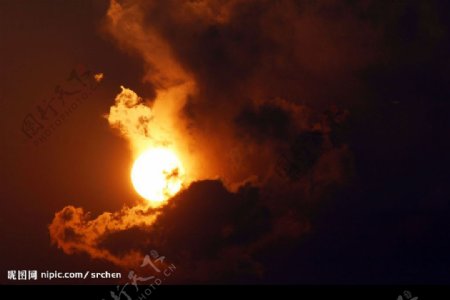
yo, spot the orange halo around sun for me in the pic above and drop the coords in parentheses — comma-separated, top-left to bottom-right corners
(131, 148, 184, 206)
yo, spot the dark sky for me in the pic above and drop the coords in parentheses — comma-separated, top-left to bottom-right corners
(1, 0, 449, 285)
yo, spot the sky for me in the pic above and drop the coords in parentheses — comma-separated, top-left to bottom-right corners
(0, 0, 449, 285)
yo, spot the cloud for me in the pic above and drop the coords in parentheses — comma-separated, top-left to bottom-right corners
(49, 0, 361, 282)
(49, 179, 315, 282)
(49, 204, 159, 268)
(98, 0, 370, 188)
(107, 86, 154, 143)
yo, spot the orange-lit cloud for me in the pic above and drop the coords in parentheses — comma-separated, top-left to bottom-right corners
(49, 204, 158, 268)
(49, 0, 362, 279)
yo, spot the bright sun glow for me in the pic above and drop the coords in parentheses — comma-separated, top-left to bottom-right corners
(131, 148, 184, 205)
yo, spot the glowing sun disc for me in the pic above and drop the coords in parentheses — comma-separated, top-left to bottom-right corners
(131, 148, 184, 204)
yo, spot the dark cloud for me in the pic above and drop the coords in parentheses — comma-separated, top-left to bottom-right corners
(48, 0, 359, 282)
(49, 180, 273, 282)
(145, 0, 380, 104)
(48, 0, 450, 284)
(235, 103, 294, 143)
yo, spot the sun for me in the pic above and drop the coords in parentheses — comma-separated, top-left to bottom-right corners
(131, 148, 184, 205)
